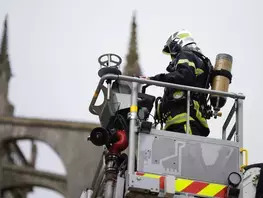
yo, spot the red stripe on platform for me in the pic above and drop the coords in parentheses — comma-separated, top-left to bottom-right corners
(136, 172, 144, 176)
(214, 186, 227, 197)
(159, 176, 165, 190)
(182, 181, 209, 194)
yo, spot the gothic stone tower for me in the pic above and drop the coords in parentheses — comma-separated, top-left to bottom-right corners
(0, 12, 145, 198)
(122, 11, 143, 77)
(0, 16, 14, 116)
(120, 11, 143, 93)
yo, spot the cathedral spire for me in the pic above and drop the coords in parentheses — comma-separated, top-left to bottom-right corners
(0, 15, 14, 116)
(123, 11, 142, 76)
(0, 15, 12, 81)
(0, 15, 8, 63)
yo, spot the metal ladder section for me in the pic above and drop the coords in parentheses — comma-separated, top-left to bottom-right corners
(88, 73, 246, 198)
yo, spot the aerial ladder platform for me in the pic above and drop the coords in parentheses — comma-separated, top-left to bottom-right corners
(80, 53, 263, 198)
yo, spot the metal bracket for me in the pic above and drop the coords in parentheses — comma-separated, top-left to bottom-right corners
(139, 121, 152, 134)
(126, 173, 160, 194)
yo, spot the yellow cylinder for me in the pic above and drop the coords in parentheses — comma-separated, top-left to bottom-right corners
(210, 53, 233, 109)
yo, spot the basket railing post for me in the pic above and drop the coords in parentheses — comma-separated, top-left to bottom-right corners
(236, 98, 243, 144)
(127, 82, 138, 175)
(236, 98, 244, 169)
(186, 90, 191, 134)
(236, 98, 244, 196)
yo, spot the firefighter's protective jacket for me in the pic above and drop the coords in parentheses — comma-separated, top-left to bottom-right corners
(150, 49, 210, 136)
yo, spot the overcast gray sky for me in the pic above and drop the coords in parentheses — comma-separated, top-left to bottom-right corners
(1, 0, 263, 197)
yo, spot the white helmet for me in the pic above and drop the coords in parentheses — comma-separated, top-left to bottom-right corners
(162, 29, 202, 56)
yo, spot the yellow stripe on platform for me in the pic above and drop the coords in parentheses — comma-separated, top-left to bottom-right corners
(136, 172, 227, 197)
(175, 178, 194, 192)
(143, 173, 161, 179)
(197, 183, 226, 197)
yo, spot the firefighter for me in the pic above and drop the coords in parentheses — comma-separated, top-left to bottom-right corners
(149, 29, 211, 137)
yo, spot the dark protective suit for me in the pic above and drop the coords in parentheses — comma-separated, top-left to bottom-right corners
(150, 49, 210, 137)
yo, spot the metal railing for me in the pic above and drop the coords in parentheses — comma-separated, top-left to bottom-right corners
(89, 73, 245, 176)
(222, 102, 237, 140)
(90, 74, 245, 131)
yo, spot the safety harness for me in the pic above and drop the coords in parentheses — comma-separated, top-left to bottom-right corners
(153, 50, 214, 127)
(191, 50, 214, 119)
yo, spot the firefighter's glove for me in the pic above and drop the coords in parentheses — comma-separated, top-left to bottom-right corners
(149, 74, 165, 81)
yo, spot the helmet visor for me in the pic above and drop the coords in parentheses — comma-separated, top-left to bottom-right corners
(162, 45, 170, 54)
